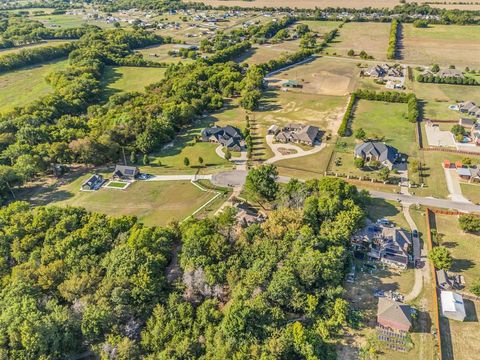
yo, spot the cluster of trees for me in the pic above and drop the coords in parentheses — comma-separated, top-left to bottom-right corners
(459, 214, 480, 233)
(0, 15, 88, 48)
(413, 19, 429, 28)
(416, 73, 479, 85)
(338, 93, 357, 136)
(428, 246, 453, 270)
(387, 19, 399, 60)
(0, 174, 369, 358)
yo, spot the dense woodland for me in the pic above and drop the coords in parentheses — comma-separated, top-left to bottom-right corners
(0, 176, 367, 359)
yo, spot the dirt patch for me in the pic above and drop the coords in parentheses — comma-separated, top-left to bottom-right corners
(278, 147, 297, 155)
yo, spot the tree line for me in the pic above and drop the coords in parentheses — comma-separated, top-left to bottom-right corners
(0, 174, 369, 359)
(387, 19, 399, 60)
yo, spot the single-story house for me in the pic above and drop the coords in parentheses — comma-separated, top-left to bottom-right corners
(459, 118, 475, 128)
(438, 68, 464, 79)
(282, 80, 303, 89)
(201, 125, 244, 152)
(113, 165, 140, 180)
(354, 141, 399, 170)
(275, 124, 319, 146)
(365, 65, 386, 78)
(440, 291, 466, 321)
(456, 167, 472, 180)
(437, 269, 454, 290)
(81, 174, 104, 191)
(377, 298, 412, 332)
(458, 101, 477, 113)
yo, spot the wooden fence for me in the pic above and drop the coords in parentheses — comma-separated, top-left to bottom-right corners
(425, 208, 443, 360)
(422, 146, 480, 156)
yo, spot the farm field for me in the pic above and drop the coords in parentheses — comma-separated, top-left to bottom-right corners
(101, 66, 167, 98)
(48, 178, 220, 226)
(0, 59, 68, 113)
(136, 44, 195, 64)
(0, 40, 73, 56)
(328, 22, 391, 60)
(402, 24, 480, 68)
(331, 100, 415, 179)
(269, 56, 359, 96)
(252, 90, 347, 161)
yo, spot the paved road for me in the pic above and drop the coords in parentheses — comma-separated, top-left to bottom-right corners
(147, 174, 212, 181)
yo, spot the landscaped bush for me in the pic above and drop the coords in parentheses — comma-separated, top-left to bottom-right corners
(416, 74, 479, 85)
(459, 214, 480, 233)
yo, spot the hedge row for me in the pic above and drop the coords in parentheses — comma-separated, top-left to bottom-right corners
(387, 19, 399, 60)
(416, 74, 479, 86)
(338, 93, 357, 136)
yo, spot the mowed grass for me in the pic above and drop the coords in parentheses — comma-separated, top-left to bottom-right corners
(0, 59, 68, 113)
(460, 183, 480, 204)
(295, 20, 343, 34)
(136, 44, 195, 64)
(236, 40, 301, 65)
(253, 90, 347, 162)
(434, 214, 480, 294)
(328, 22, 391, 60)
(402, 24, 480, 67)
(101, 66, 166, 98)
(50, 176, 217, 226)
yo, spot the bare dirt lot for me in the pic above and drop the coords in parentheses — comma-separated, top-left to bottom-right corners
(269, 56, 359, 96)
(402, 24, 480, 68)
(186, 0, 480, 10)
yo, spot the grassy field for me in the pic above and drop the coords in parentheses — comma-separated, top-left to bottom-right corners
(295, 20, 343, 34)
(101, 66, 167, 98)
(236, 40, 301, 65)
(252, 90, 347, 162)
(0, 59, 68, 113)
(331, 100, 415, 179)
(45, 175, 221, 226)
(434, 214, 480, 295)
(328, 22, 391, 60)
(402, 24, 480, 67)
(270, 56, 359, 96)
(32, 14, 114, 28)
(0, 40, 73, 56)
(136, 44, 195, 64)
(460, 183, 480, 204)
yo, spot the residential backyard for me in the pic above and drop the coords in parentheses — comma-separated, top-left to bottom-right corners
(136, 44, 196, 65)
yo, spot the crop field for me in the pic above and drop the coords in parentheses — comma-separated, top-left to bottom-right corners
(402, 24, 480, 68)
(327, 22, 391, 60)
(136, 44, 195, 64)
(269, 56, 359, 96)
(0, 59, 68, 113)
(101, 66, 166, 98)
(236, 40, 300, 65)
(47, 177, 219, 226)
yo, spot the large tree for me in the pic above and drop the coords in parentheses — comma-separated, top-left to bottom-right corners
(245, 164, 279, 205)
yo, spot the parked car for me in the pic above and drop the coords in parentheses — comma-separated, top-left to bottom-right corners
(412, 229, 418, 238)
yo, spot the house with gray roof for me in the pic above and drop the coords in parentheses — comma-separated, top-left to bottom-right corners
(368, 226, 411, 270)
(438, 68, 464, 79)
(354, 141, 399, 170)
(113, 165, 139, 180)
(377, 298, 412, 332)
(274, 124, 319, 146)
(458, 101, 476, 113)
(201, 125, 244, 152)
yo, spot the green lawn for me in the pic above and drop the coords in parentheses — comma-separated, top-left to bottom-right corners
(49, 175, 220, 226)
(32, 14, 114, 28)
(0, 59, 68, 113)
(101, 66, 167, 99)
(331, 100, 415, 179)
(460, 183, 480, 204)
(136, 44, 195, 64)
(295, 20, 343, 34)
(434, 214, 480, 295)
(0, 40, 73, 56)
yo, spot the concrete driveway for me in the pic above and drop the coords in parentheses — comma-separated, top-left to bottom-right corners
(215, 145, 247, 170)
(264, 135, 326, 164)
(443, 167, 471, 203)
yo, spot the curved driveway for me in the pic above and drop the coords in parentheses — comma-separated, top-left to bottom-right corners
(264, 135, 326, 164)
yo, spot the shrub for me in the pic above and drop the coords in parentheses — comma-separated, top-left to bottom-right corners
(459, 214, 480, 233)
(428, 246, 452, 270)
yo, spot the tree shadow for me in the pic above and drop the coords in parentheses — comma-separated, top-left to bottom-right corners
(100, 66, 123, 101)
(366, 198, 401, 221)
(451, 258, 475, 273)
(464, 299, 478, 322)
(441, 241, 458, 249)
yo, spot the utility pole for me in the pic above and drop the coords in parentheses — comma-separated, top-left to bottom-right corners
(122, 147, 127, 165)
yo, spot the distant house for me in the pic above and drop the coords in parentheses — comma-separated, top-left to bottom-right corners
(437, 269, 454, 290)
(274, 124, 319, 146)
(438, 68, 464, 79)
(458, 101, 477, 114)
(377, 298, 412, 332)
(81, 174, 104, 191)
(459, 118, 476, 128)
(365, 64, 403, 79)
(267, 124, 280, 135)
(282, 80, 303, 89)
(201, 125, 244, 152)
(365, 65, 386, 78)
(354, 141, 399, 170)
(440, 291, 466, 321)
(113, 165, 139, 180)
